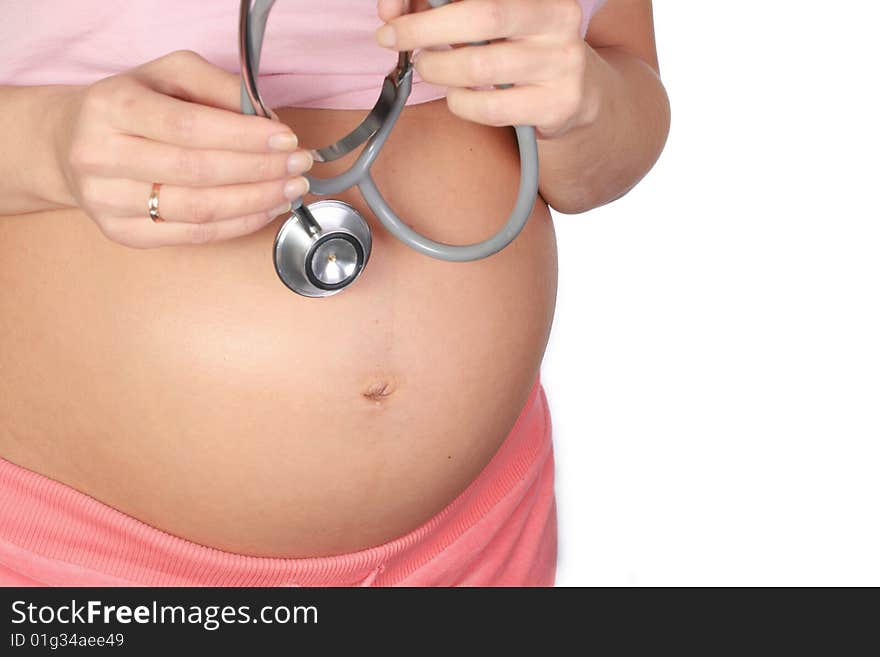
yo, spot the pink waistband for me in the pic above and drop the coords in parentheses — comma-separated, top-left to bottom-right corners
(0, 377, 555, 587)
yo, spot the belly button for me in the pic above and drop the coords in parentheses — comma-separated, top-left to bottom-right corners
(362, 380, 395, 404)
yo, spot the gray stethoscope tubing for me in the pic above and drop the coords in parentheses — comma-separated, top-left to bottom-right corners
(240, 0, 539, 294)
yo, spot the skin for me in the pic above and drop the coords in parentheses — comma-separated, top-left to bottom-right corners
(0, 1, 669, 556)
(0, 0, 669, 240)
(377, 0, 670, 212)
(0, 53, 312, 247)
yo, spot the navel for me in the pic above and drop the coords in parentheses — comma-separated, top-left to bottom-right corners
(362, 380, 395, 404)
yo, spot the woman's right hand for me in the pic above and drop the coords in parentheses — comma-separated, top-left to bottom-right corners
(54, 50, 313, 248)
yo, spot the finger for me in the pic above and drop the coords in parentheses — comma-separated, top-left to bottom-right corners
(131, 50, 243, 112)
(109, 83, 298, 153)
(104, 209, 285, 249)
(377, 0, 582, 50)
(97, 177, 307, 224)
(415, 41, 559, 87)
(377, 0, 410, 22)
(108, 136, 310, 187)
(446, 85, 571, 130)
(377, 0, 435, 21)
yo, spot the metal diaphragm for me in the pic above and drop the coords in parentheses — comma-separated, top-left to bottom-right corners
(273, 200, 372, 298)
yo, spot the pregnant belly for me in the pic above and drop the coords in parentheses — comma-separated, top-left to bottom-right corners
(0, 99, 557, 557)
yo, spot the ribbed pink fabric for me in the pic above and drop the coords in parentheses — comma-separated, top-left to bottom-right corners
(0, 378, 556, 587)
(0, 1, 605, 109)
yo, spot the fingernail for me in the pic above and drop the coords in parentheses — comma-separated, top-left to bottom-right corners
(286, 150, 313, 175)
(268, 132, 298, 151)
(283, 177, 310, 201)
(267, 201, 292, 220)
(375, 25, 396, 48)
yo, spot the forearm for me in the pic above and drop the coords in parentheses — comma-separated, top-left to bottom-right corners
(0, 85, 76, 215)
(537, 44, 671, 215)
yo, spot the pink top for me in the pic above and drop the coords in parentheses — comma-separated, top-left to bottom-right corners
(0, 1, 605, 109)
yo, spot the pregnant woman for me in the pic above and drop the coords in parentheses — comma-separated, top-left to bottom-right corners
(0, 0, 669, 586)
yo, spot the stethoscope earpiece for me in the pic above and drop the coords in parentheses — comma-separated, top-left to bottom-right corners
(273, 200, 371, 298)
(240, 0, 539, 297)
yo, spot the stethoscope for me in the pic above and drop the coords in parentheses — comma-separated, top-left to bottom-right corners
(239, 0, 539, 297)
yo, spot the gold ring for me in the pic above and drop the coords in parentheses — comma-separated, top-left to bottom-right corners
(148, 182, 164, 223)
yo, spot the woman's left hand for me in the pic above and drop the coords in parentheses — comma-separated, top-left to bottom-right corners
(376, 0, 597, 140)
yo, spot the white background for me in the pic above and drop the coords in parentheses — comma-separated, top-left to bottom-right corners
(545, 1, 880, 586)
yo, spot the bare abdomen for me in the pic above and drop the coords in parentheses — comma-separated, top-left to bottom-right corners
(0, 99, 557, 557)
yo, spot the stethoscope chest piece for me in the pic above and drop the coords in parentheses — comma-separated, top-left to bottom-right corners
(273, 200, 372, 298)
(241, 0, 539, 298)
